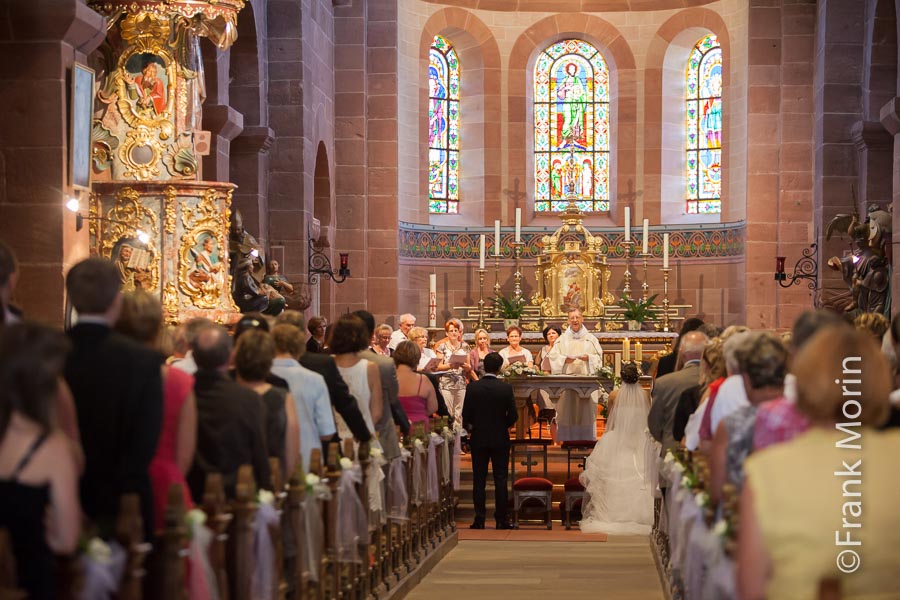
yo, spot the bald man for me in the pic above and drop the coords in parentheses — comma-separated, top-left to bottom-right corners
(648, 330, 708, 457)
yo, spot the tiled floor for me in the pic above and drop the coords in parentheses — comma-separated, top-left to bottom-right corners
(405, 536, 665, 600)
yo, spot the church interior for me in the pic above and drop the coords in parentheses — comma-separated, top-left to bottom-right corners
(1, 0, 900, 597)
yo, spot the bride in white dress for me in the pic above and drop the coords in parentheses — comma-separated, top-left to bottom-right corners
(579, 363, 658, 534)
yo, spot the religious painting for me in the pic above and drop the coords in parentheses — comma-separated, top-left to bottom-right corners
(123, 53, 169, 119)
(558, 263, 588, 313)
(428, 35, 460, 214)
(534, 39, 609, 213)
(70, 63, 95, 191)
(187, 231, 225, 290)
(111, 237, 154, 292)
(685, 34, 723, 214)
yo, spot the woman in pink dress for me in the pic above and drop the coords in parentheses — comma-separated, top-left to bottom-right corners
(394, 341, 438, 426)
(116, 290, 196, 528)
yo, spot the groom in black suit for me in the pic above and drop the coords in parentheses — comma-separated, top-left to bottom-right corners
(462, 352, 517, 529)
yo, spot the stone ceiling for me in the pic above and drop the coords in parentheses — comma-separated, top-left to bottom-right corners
(419, 0, 718, 11)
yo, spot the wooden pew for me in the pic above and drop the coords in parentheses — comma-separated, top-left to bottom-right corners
(229, 466, 258, 600)
(146, 485, 188, 600)
(116, 494, 151, 600)
(203, 473, 232, 600)
(322, 442, 341, 600)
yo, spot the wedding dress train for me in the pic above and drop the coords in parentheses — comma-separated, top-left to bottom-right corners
(578, 382, 658, 535)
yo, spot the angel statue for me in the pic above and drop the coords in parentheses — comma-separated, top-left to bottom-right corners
(825, 203, 892, 316)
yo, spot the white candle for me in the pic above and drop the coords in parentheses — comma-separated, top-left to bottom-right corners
(663, 233, 670, 269)
(494, 220, 501, 256)
(515, 208, 522, 242)
(479, 234, 485, 269)
(614, 353, 621, 378)
(642, 219, 649, 254)
(624, 207, 631, 241)
(622, 337, 630, 362)
(635, 341, 643, 363)
(429, 274, 437, 328)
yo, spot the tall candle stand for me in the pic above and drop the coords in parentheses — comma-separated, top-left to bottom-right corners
(661, 267, 672, 332)
(622, 240, 635, 300)
(511, 241, 524, 301)
(476, 268, 487, 330)
(640, 252, 650, 301)
(492, 254, 501, 316)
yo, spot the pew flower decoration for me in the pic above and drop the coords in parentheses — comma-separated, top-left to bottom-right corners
(414, 438, 425, 450)
(663, 451, 675, 466)
(370, 446, 384, 459)
(305, 473, 321, 487)
(713, 519, 730, 539)
(86, 537, 113, 565)
(185, 508, 207, 530)
(258, 489, 275, 506)
(694, 491, 710, 508)
(340, 457, 354, 470)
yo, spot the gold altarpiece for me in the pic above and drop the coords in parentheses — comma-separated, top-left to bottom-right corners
(531, 203, 615, 319)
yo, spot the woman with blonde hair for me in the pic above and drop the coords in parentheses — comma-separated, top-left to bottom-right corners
(468, 328, 491, 381)
(739, 326, 900, 599)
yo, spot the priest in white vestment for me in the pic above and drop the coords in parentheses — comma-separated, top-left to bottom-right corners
(547, 308, 604, 441)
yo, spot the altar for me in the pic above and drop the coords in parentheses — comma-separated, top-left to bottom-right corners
(507, 375, 653, 440)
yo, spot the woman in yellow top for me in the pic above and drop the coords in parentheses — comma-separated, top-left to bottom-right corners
(739, 325, 900, 600)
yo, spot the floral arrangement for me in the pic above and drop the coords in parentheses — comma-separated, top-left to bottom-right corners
(258, 489, 275, 506)
(339, 457, 354, 470)
(595, 365, 622, 389)
(502, 362, 545, 378)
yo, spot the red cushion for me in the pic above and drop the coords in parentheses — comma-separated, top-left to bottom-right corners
(561, 440, 596, 449)
(513, 477, 553, 491)
(564, 477, 585, 492)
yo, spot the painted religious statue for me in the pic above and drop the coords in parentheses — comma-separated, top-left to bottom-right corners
(825, 203, 892, 316)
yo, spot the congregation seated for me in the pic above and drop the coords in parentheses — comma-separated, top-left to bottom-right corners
(168, 316, 213, 375)
(0, 322, 80, 599)
(696, 327, 751, 452)
(115, 290, 196, 530)
(187, 323, 270, 501)
(674, 337, 725, 450)
(739, 326, 900, 599)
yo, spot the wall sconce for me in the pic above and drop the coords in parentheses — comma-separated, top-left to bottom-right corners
(308, 234, 350, 284)
(774, 243, 818, 290)
(66, 198, 150, 244)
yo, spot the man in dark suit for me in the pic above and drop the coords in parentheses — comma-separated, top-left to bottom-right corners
(648, 331, 708, 457)
(63, 258, 163, 539)
(462, 352, 517, 529)
(187, 323, 271, 501)
(654, 317, 704, 380)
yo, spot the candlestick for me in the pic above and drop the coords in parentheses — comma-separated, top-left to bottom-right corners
(477, 268, 487, 330)
(635, 341, 643, 363)
(642, 219, 649, 254)
(623, 337, 631, 362)
(661, 267, 671, 332)
(511, 240, 524, 301)
(493, 253, 501, 302)
(479, 234, 485, 270)
(622, 239, 634, 300)
(614, 353, 621, 378)
(624, 207, 631, 241)
(640, 252, 650, 301)
(515, 208, 522, 242)
(429, 274, 437, 328)
(663, 233, 670, 269)
(494, 220, 501, 256)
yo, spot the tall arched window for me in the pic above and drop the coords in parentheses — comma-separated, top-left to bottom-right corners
(686, 34, 722, 214)
(428, 35, 460, 214)
(534, 39, 609, 213)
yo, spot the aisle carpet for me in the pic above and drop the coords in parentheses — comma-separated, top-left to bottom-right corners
(457, 525, 608, 542)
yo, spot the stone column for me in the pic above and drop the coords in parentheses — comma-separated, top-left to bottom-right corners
(851, 120, 893, 207)
(878, 97, 900, 312)
(0, 0, 105, 324)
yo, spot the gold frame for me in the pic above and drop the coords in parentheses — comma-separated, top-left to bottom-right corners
(93, 187, 161, 292)
(178, 188, 232, 309)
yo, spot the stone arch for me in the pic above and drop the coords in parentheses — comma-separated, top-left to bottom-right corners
(314, 141, 332, 228)
(508, 14, 636, 227)
(229, 0, 273, 246)
(644, 8, 732, 225)
(418, 8, 501, 226)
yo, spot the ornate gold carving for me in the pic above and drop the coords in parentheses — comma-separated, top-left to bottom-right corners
(114, 42, 177, 133)
(162, 282, 179, 324)
(522, 321, 542, 332)
(88, 192, 101, 248)
(163, 186, 177, 234)
(119, 127, 163, 180)
(604, 321, 623, 332)
(178, 188, 228, 309)
(99, 187, 161, 292)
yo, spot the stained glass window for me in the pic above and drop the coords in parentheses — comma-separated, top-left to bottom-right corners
(533, 39, 609, 213)
(686, 34, 722, 214)
(428, 35, 460, 214)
